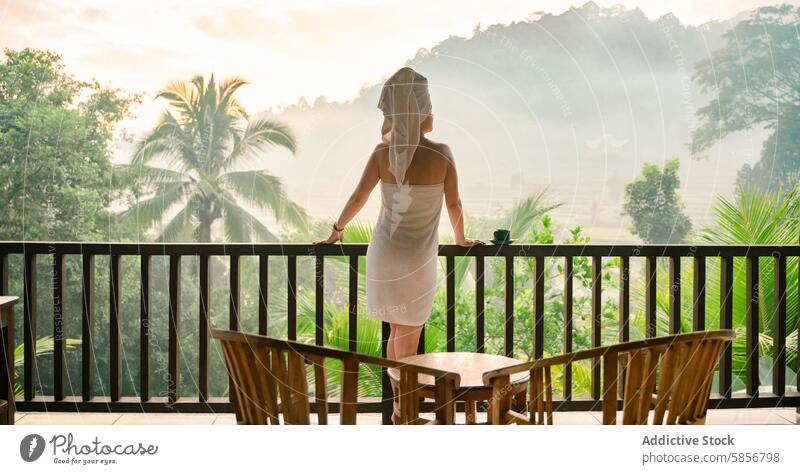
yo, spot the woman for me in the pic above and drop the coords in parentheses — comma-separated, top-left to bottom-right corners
(314, 67, 482, 421)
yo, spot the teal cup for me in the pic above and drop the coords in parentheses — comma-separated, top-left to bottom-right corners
(492, 229, 511, 244)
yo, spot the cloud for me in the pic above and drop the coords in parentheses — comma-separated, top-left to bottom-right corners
(585, 133, 629, 150)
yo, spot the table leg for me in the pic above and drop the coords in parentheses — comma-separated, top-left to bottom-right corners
(1, 308, 14, 425)
(514, 388, 528, 414)
(465, 400, 477, 424)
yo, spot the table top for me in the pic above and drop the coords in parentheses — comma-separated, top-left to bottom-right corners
(0, 296, 18, 328)
(0, 296, 19, 310)
(388, 352, 529, 390)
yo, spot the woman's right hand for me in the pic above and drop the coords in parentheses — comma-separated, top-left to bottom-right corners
(313, 228, 344, 245)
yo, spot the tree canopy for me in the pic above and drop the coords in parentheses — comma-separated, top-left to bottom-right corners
(691, 5, 800, 191)
(622, 158, 692, 244)
(0, 48, 137, 240)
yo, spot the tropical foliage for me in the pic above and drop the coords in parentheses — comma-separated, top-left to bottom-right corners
(121, 75, 307, 242)
(697, 185, 799, 389)
(14, 336, 80, 398)
(0, 48, 137, 241)
(622, 158, 692, 243)
(692, 5, 800, 192)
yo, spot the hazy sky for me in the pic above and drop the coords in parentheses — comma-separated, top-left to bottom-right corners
(2, 0, 794, 242)
(1, 0, 794, 125)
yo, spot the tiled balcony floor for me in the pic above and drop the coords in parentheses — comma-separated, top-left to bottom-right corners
(14, 408, 798, 425)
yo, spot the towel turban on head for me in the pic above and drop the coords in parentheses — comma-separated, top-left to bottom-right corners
(377, 67, 432, 185)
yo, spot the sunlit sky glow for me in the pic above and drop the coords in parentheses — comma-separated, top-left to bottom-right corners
(2, 0, 796, 241)
(1, 0, 793, 127)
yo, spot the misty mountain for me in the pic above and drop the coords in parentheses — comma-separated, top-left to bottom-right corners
(264, 2, 760, 242)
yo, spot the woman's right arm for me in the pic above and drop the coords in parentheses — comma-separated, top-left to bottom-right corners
(443, 145, 483, 247)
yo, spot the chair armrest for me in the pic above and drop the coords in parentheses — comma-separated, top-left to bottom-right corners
(482, 346, 610, 385)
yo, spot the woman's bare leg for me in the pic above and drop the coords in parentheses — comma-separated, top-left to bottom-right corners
(388, 323, 423, 423)
(390, 323, 423, 360)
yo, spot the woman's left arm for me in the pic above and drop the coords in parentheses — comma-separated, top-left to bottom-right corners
(313, 146, 381, 244)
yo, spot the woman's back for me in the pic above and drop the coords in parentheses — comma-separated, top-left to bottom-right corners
(375, 137, 450, 185)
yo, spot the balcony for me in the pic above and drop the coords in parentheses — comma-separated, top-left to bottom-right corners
(1, 241, 798, 424)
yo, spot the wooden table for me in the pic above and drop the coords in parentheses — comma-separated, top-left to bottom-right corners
(0, 296, 19, 425)
(388, 352, 529, 424)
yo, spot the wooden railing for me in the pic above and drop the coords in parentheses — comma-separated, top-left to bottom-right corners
(1, 242, 798, 423)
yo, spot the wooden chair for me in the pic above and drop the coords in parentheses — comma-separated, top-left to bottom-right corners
(0, 297, 19, 425)
(483, 330, 735, 425)
(211, 329, 460, 425)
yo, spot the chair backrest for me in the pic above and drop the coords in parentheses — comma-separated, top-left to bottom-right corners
(610, 330, 733, 425)
(503, 330, 735, 425)
(211, 329, 460, 425)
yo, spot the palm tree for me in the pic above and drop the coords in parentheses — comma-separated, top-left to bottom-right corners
(122, 75, 307, 242)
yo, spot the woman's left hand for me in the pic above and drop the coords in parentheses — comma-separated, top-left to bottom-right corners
(456, 238, 485, 247)
(313, 229, 344, 245)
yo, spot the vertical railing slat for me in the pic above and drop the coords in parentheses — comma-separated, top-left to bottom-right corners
(82, 253, 95, 401)
(533, 255, 544, 359)
(618, 256, 630, 342)
(719, 256, 733, 397)
(287, 255, 297, 341)
(772, 254, 786, 396)
(590, 256, 601, 401)
(693, 256, 706, 331)
(199, 255, 210, 402)
(109, 254, 122, 401)
(645, 255, 657, 338)
(668, 255, 681, 334)
(446, 255, 455, 352)
(0, 253, 7, 294)
(381, 321, 392, 425)
(504, 255, 514, 358)
(475, 256, 485, 353)
(23, 252, 36, 400)
(258, 255, 268, 335)
(348, 255, 357, 352)
(563, 256, 573, 400)
(229, 255, 240, 331)
(168, 255, 181, 404)
(139, 255, 150, 402)
(745, 256, 759, 397)
(618, 255, 629, 399)
(315, 256, 324, 346)
(53, 253, 66, 401)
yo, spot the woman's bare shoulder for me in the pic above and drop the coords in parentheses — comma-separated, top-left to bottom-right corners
(369, 142, 389, 163)
(423, 139, 454, 163)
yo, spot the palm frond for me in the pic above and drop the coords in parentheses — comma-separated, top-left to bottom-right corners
(220, 190, 279, 242)
(120, 181, 191, 234)
(699, 186, 800, 244)
(505, 189, 562, 241)
(156, 78, 200, 123)
(223, 116, 297, 171)
(343, 220, 373, 243)
(218, 76, 249, 117)
(221, 170, 308, 230)
(132, 112, 199, 172)
(157, 195, 197, 242)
